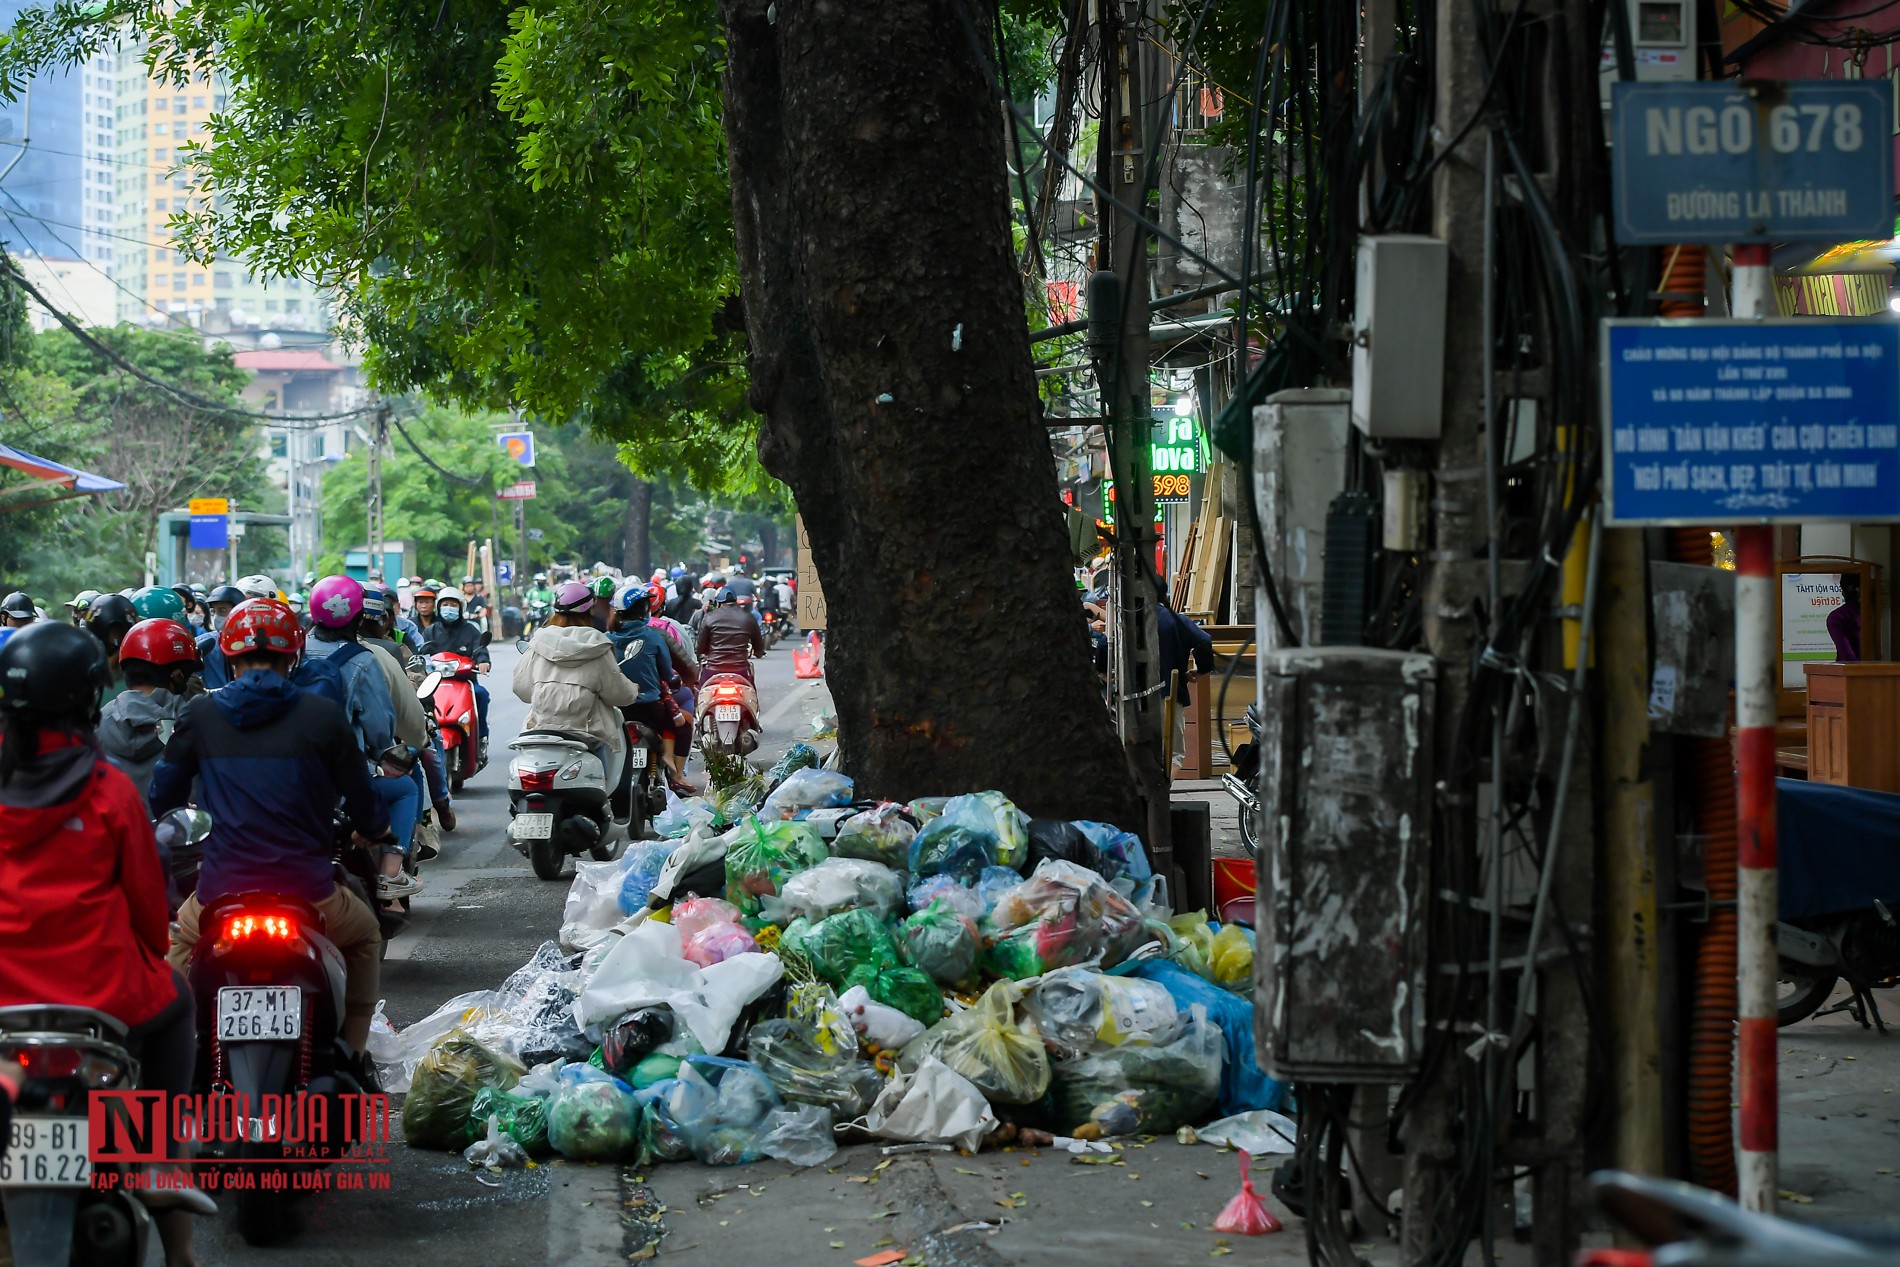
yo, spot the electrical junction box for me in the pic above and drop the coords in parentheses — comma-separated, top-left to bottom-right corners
(1253, 388, 1350, 650)
(1350, 236, 1447, 439)
(1254, 647, 1435, 1082)
(1599, 0, 1696, 95)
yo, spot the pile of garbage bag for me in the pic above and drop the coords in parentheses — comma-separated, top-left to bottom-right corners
(387, 778, 1284, 1170)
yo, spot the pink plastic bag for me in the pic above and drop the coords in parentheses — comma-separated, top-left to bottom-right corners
(1212, 1151, 1282, 1235)
(674, 896, 758, 967)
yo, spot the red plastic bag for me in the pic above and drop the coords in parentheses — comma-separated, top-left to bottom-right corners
(793, 631, 825, 679)
(1212, 1151, 1282, 1235)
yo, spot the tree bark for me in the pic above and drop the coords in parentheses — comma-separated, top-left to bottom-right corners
(717, 0, 1139, 826)
(623, 475, 652, 576)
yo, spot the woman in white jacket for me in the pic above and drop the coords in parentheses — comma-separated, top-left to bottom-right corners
(512, 582, 639, 772)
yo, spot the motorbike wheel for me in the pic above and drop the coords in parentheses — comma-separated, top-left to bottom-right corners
(1777, 964, 1840, 1027)
(448, 746, 466, 794)
(236, 1141, 292, 1245)
(529, 836, 566, 881)
(1239, 803, 1262, 858)
(589, 833, 625, 863)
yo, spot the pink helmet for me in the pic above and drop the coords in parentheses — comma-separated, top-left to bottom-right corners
(309, 575, 365, 629)
(553, 580, 593, 612)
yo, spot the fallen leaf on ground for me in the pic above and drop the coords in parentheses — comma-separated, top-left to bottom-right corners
(1779, 1190, 1814, 1205)
(854, 1252, 906, 1267)
(830, 1242, 845, 1250)
(953, 1168, 982, 1176)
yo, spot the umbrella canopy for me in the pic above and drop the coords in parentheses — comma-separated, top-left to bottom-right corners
(0, 442, 124, 513)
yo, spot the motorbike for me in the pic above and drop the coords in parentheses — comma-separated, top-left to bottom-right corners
(1777, 899, 1900, 1029)
(1582, 1168, 1897, 1265)
(186, 870, 365, 1246)
(759, 609, 783, 647)
(515, 599, 551, 653)
(506, 720, 664, 881)
(1221, 702, 1263, 858)
(420, 651, 484, 792)
(0, 1006, 160, 1267)
(696, 672, 762, 758)
(154, 806, 212, 916)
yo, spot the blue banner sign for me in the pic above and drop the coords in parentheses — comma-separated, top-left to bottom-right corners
(1610, 80, 1894, 245)
(188, 514, 228, 550)
(1602, 319, 1900, 525)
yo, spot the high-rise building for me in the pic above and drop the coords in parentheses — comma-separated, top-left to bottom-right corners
(0, 4, 111, 279)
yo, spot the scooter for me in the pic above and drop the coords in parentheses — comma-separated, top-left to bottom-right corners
(421, 651, 484, 792)
(1582, 1168, 1898, 1265)
(186, 876, 365, 1246)
(1778, 900, 1900, 1029)
(1221, 702, 1263, 858)
(0, 1006, 162, 1267)
(696, 672, 761, 758)
(506, 722, 663, 880)
(515, 599, 551, 653)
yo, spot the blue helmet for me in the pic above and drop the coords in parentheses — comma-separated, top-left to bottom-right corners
(716, 586, 735, 605)
(668, 566, 686, 581)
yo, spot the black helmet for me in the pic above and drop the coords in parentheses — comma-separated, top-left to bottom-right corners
(1, 591, 35, 619)
(206, 584, 245, 606)
(0, 622, 111, 716)
(84, 593, 139, 645)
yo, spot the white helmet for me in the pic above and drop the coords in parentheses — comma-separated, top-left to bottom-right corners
(235, 573, 278, 599)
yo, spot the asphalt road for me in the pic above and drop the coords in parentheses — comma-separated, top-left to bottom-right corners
(195, 632, 828, 1266)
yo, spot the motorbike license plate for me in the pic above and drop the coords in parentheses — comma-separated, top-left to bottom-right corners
(216, 986, 303, 1042)
(513, 812, 554, 839)
(628, 747, 649, 769)
(0, 1117, 90, 1188)
(714, 704, 741, 722)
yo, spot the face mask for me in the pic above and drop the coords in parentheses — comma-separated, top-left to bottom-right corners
(439, 605, 462, 623)
(210, 610, 229, 632)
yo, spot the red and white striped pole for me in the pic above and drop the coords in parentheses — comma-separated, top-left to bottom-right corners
(1730, 242, 1778, 1215)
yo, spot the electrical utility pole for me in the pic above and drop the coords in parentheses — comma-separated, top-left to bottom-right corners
(366, 401, 388, 579)
(1093, 0, 1172, 875)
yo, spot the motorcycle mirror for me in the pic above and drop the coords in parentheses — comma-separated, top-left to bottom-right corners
(417, 671, 443, 699)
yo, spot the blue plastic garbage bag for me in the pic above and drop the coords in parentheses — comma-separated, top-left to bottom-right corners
(1124, 958, 1286, 1116)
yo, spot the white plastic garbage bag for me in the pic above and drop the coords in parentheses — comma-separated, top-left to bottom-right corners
(758, 1103, 839, 1167)
(561, 856, 637, 949)
(383, 989, 502, 1094)
(575, 918, 783, 1054)
(366, 999, 402, 1082)
(1194, 1109, 1299, 1156)
(861, 1054, 996, 1153)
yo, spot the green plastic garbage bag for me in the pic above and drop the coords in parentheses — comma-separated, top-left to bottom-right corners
(469, 1086, 551, 1156)
(900, 898, 981, 986)
(401, 1030, 524, 1151)
(846, 962, 943, 1028)
(797, 907, 901, 985)
(725, 816, 828, 915)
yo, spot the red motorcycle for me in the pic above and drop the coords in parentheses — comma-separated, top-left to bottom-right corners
(422, 651, 484, 792)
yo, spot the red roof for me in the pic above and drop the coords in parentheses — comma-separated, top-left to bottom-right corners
(233, 349, 343, 372)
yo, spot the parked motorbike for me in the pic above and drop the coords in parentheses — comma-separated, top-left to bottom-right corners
(1221, 702, 1263, 858)
(0, 1006, 160, 1267)
(696, 672, 761, 758)
(1778, 899, 1900, 1029)
(1582, 1168, 1897, 1265)
(421, 651, 484, 792)
(515, 599, 551, 653)
(506, 721, 663, 881)
(186, 875, 364, 1246)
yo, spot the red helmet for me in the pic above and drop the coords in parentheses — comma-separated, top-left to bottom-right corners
(218, 597, 305, 659)
(118, 618, 202, 668)
(647, 582, 666, 610)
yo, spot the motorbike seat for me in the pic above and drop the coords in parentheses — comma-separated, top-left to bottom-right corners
(513, 727, 602, 748)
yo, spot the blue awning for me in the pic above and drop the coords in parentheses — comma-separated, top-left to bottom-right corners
(0, 441, 124, 512)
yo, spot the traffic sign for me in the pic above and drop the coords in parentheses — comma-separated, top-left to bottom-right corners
(497, 431, 535, 467)
(1601, 318, 1900, 525)
(496, 561, 513, 585)
(497, 481, 536, 501)
(1610, 80, 1894, 245)
(187, 496, 229, 550)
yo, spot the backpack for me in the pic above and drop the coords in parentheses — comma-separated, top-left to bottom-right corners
(290, 639, 366, 709)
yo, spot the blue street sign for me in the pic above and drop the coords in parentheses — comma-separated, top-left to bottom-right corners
(189, 514, 228, 550)
(1602, 319, 1900, 525)
(497, 561, 513, 585)
(1610, 80, 1894, 245)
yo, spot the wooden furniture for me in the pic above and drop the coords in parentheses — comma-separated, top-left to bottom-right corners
(1177, 625, 1254, 780)
(1777, 556, 1881, 721)
(1804, 662, 1900, 792)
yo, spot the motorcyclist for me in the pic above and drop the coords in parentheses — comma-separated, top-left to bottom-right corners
(587, 574, 616, 631)
(643, 582, 699, 783)
(195, 583, 247, 688)
(364, 588, 454, 833)
(64, 588, 101, 626)
(0, 623, 217, 1263)
(98, 618, 202, 807)
(1, 589, 36, 629)
(132, 584, 190, 626)
(665, 573, 703, 627)
(526, 572, 554, 608)
(411, 584, 439, 633)
(697, 584, 766, 683)
(512, 580, 640, 803)
(84, 592, 141, 703)
(151, 598, 392, 1064)
(606, 585, 694, 794)
(420, 588, 492, 759)
(305, 575, 423, 902)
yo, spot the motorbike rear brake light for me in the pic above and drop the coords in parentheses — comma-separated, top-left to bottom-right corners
(223, 913, 299, 942)
(712, 685, 743, 700)
(17, 1046, 82, 1078)
(518, 769, 556, 791)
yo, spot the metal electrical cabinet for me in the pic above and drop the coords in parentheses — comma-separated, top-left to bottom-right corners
(1254, 647, 1436, 1082)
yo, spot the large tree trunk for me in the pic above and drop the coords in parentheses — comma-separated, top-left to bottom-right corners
(622, 475, 652, 576)
(718, 0, 1139, 826)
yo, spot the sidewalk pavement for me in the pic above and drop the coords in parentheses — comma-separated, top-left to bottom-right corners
(1778, 983, 1900, 1228)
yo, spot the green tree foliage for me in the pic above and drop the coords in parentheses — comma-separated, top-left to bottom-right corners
(0, 324, 266, 600)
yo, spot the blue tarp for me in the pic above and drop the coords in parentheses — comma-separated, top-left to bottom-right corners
(1778, 777, 1900, 920)
(0, 441, 123, 510)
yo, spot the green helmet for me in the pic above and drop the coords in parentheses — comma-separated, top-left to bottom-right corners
(589, 576, 616, 599)
(130, 585, 188, 622)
